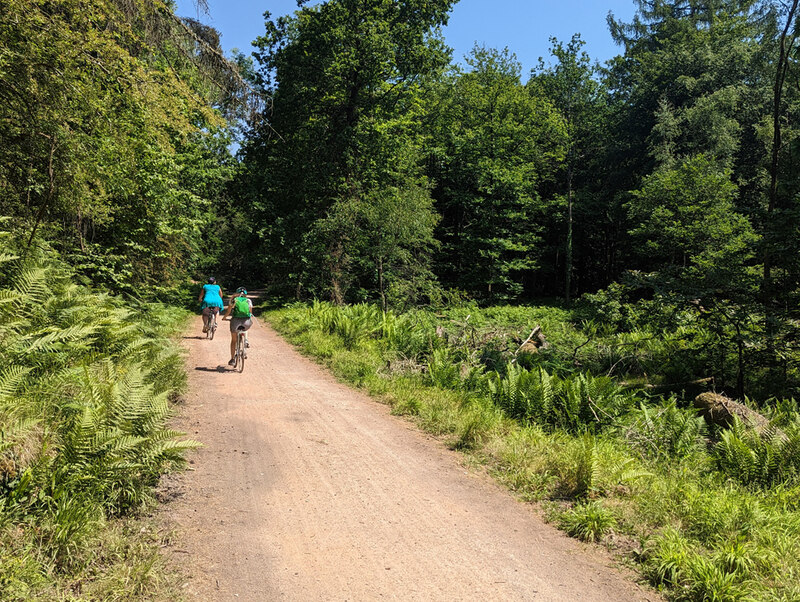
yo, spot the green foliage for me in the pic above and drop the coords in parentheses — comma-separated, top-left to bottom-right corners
(627, 154, 758, 297)
(244, 0, 455, 303)
(558, 500, 617, 543)
(487, 364, 637, 433)
(0, 0, 239, 293)
(427, 46, 566, 301)
(427, 348, 461, 389)
(625, 400, 708, 462)
(0, 236, 195, 596)
(642, 526, 694, 588)
(530, 34, 605, 301)
(714, 417, 800, 488)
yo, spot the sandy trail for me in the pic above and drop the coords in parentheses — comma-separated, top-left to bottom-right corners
(161, 314, 657, 601)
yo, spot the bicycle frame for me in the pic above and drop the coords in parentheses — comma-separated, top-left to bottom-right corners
(207, 310, 218, 340)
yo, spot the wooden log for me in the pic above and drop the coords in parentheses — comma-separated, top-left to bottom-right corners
(621, 377, 714, 389)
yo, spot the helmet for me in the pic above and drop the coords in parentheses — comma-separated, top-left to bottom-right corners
(236, 287, 247, 295)
(208, 276, 216, 284)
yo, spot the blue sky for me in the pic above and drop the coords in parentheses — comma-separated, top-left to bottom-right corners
(175, 0, 638, 76)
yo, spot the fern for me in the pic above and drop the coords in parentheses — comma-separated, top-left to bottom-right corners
(714, 416, 800, 487)
(574, 433, 602, 497)
(0, 366, 32, 406)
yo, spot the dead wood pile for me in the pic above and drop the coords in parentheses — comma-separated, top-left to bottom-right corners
(516, 326, 549, 355)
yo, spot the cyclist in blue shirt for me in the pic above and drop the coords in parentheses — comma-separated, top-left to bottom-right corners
(198, 277, 224, 334)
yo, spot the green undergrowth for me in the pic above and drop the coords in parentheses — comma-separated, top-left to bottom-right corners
(0, 234, 196, 600)
(267, 301, 800, 602)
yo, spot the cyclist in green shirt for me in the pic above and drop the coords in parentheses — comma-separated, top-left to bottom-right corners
(222, 287, 253, 366)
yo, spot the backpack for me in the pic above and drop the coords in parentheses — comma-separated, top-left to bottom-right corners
(232, 296, 251, 318)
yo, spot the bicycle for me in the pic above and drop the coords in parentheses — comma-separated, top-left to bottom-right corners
(206, 310, 218, 340)
(202, 308, 219, 340)
(232, 326, 247, 372)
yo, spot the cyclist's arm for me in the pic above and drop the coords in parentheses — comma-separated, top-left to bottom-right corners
(222, 297, 234, 320)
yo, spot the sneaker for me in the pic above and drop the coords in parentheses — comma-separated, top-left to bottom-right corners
(202, 325, 208, 333)
(228, 358, 235, 366)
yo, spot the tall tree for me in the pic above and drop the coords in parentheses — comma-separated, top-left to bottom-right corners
(530, 35, 602, 302)
(0, 0, 245, 292)
(245, 0, 455, 303)
(427, 46, 566, 301)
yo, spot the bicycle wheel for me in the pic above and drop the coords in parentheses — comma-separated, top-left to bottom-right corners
(209, 315, 216, 340)
(237, 333, 246, 373)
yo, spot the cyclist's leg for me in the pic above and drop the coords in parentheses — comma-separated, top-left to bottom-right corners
(228, 317, 245, 364)
(229, 330, 237, 363)
(241, 318, 252, 352)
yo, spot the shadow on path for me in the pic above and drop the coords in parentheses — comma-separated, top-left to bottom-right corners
(194, 366, 232, 373)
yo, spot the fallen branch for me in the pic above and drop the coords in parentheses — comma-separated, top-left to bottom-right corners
(620, 377, 714, 389)
(515, 326, 548, 356)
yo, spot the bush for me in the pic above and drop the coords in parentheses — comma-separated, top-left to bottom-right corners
(625, 400, 708, 462)
(559, 501, 617, 542)
(714, 417, 800, 487)
(487, 364, 638, 433)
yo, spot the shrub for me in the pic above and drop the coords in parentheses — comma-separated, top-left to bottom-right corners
(487, 365, 638, 432)
(625, 400, 707, 462)
(714, 417, 800, 487)
(559, 501, 617, 543)
(0, 237, 196, 593)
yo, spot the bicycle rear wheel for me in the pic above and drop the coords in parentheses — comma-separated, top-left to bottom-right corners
(237, 333, 246, 372)
(209, 316, 216, 340)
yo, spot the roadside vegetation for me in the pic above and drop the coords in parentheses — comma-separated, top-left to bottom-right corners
(0, 232, 195, 600)
(0, 1, 247, 596)
(268, 301, 800, 601)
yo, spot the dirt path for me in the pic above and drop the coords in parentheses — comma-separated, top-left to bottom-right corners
(161, 315, 658, 601)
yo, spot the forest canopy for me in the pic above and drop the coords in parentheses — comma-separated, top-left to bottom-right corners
(3, 0, 800, 397)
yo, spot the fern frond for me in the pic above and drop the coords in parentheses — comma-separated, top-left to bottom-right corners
(0, 365, 33, 403)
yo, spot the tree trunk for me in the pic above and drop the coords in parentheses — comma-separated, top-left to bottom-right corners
(26, 134, 57, 252)
(329, 240, 345, 305)
(378, 255, 386, 313)
(764, 0, 799, 297)
(565, 162, 574, 304)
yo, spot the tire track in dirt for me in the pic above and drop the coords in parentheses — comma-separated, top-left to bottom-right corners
(161, 315, 658, 601)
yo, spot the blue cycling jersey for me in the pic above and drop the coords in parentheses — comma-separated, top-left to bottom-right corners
(201, 284, 224, 309)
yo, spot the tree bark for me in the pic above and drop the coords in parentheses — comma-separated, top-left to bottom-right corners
(764, 0, 799, 296)
(565, 163, 573, 304)
(26, 133, 57, 252)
